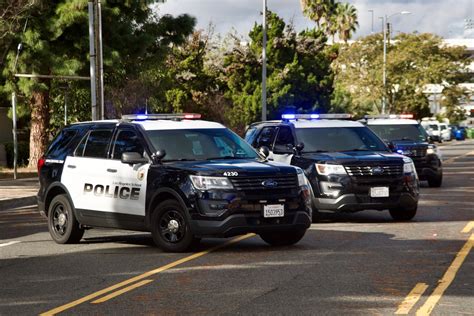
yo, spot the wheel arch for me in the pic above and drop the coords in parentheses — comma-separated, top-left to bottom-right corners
(44, 182, 75, 217)
(146, 188, 190, 229)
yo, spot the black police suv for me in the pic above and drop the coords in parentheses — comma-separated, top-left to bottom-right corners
(364, 115, 443, 187)
(245, 114, 420, 221)
(37, 114, 312, 252)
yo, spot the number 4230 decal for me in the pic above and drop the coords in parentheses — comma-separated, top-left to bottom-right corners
(223, 171, 239, 177)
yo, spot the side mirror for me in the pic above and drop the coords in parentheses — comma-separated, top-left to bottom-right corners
(121, 152, 148, 165)
(155, 149, 167, 161)
(387, 142, 396, 152)
(294, 142, 304, 154)
(258, 146, 270, 158)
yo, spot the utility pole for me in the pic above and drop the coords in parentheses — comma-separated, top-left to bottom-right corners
(88, 0, 104, 120)
(261, 0, 267, 121)
(368, 10, 374, 34)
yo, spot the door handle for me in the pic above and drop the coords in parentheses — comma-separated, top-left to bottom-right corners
(107, 169, 117, 173)
(67, 165, 76, 169)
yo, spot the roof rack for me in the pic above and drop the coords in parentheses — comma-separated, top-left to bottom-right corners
(364, 114, 414, 119)
(282, 113, 352, 121)
(122, 113, 202, 121)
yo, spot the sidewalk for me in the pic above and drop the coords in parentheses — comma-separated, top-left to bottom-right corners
(0, 177, 39, 211)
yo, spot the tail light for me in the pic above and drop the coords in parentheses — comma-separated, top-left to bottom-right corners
(37, 157, 46, 174)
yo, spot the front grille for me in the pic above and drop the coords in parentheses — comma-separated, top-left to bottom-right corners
(230, 175, 298, 192)
(344, 164, 403, 177)
(398, 146, 427, 157)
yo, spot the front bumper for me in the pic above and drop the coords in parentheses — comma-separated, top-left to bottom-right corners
(314, 192, 418, 212)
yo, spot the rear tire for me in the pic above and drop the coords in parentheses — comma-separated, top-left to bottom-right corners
(428, 175, 442, 187)
(389, 206, 417, 221)
(151, 200, 194, 252)
(48, 194, 84, 244)
(260, 229, 306, 246)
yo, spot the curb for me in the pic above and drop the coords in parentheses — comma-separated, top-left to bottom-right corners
(0, 196, 37, 211)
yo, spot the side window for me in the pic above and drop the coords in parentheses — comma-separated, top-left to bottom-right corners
(46, 129, 77, 159)
(112, 129, 145, 160)
(256, 126, 276, 148)
(244, 127, 258, 145)
(273, 126, 295, 154)
(75, 130, 113, 158)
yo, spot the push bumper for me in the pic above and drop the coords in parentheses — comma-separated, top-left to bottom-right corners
(189, 211, 311, 238)
(314, 192, 418, 212)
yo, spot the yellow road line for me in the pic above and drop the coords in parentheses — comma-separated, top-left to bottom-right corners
(40, 233, 255, 315)
(395, 283, 429, 315)
(416, 234, 474, 316)
(91, 279, 154, 304)
(461, 221, 474, 233)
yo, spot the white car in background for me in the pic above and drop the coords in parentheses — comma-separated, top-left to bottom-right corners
(421, 119, 442, 143)
(439, 123, 452, 141)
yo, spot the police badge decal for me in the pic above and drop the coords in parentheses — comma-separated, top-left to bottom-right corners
(137, 169, 145, 181)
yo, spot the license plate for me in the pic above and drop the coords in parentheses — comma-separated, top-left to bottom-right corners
(263, 204, 284, 218)
(370, 187, 389, 197)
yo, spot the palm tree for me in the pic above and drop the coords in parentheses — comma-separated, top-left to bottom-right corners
(300, 0, 335, 29)
(333, 2, 359, 43)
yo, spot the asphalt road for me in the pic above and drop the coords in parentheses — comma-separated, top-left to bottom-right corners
(1, 140, 473, 315)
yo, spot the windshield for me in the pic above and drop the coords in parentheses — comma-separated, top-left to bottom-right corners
(368, 124, 428, 142)
(295, 127, 388, 153)
(146, 128, 259, 161)
(428, 124, 439, 130)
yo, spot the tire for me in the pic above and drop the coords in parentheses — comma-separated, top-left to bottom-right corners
(389, 206, 417, 221)
(311, 208, 321, 223)
(48, 194, 84, 244)
(151, 200, 194, 252)
(428, 175, 443, 188)
(260, 229, 307, 246)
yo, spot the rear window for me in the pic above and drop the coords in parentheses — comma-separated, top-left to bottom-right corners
(46, 129, 78, 159)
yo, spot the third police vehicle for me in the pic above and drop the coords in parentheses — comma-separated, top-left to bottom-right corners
(37, 114, 312, 252)
(363, 114, 443, 187)
(245, 114, 420, 221)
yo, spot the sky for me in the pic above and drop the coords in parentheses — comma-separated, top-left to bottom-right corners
(155, 0, 474, 39)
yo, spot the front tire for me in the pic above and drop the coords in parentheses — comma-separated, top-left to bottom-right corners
(428, 175, 443, 187)
(151, 200, 194, 252)
(48, 194, 84, 244)
(260, 229, 306, 246)
(389, 206, 417, 221)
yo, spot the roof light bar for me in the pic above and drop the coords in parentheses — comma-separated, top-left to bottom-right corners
(364, 114, 414, 119)
(282, 114, 352, 120)
(122, 113, 202, 121)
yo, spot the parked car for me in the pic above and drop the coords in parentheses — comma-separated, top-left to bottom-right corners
(245, 114, 420, 221)
(450, 125, 467, 140)
(421, 119, 442, 143)
(37, 113, 312, 252)
(363, 115, 443, 187)
(439, 123, 452, 141)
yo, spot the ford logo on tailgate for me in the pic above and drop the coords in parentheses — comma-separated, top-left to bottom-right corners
(262, 179, 278, 188)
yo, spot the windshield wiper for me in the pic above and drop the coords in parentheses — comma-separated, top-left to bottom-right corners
(392, 137, 415, 141)
(303, 150, 328, 153)
(344, 149, 372, 152)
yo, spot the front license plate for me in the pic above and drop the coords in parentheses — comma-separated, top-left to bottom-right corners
(263, 204, 284, 218)
(370, 187, 389, 198)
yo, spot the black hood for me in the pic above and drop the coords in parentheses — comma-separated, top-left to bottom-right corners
(301, 151, 405, 165)
(165, 159, 297, 177)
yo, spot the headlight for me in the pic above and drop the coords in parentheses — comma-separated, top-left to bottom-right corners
(315, 163, 347, 175)
(296, 168, 307, 186)
(403, 157, 415, 174)
(426, 145, 437, 155)
(190, 176, 233, 190)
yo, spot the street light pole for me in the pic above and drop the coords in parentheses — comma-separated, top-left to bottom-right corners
(381, 11, 411, 114)
(368, 10, 374, 33)
(261, 0, 267, 121)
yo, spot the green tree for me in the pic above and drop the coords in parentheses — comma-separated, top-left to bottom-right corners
(222, 12, 333, 131)
(333, 2, 358, 43)
(440, 86, 469, 124)
(300, 0, 335, 29)
(333, 33, 469, 118)
(1, 1, 194, 167)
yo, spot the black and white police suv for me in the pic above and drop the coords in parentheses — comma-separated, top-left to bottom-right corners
(363, 114, 443, 187)
(245, 114, 420, 221)
(37, 114, 312, 252)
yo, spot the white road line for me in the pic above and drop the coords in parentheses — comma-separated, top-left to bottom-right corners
(0, 241, 21, 248)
